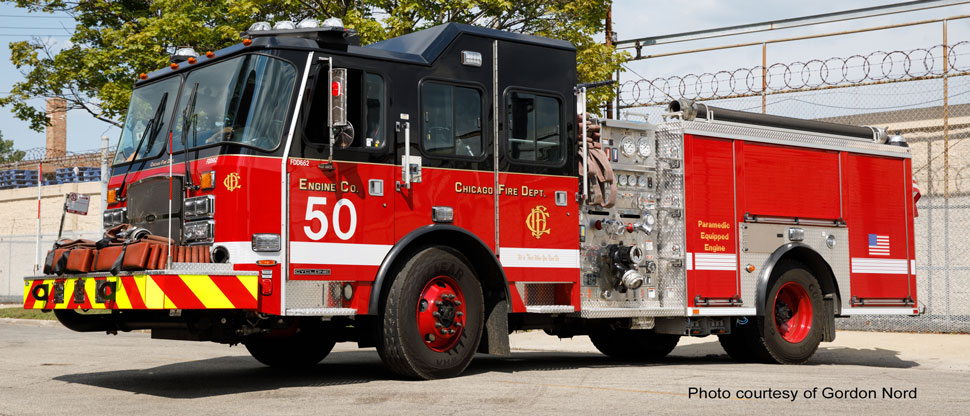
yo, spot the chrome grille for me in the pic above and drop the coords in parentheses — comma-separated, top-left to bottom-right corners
(127, 175, 183, 243)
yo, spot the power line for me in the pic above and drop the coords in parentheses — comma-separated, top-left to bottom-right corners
(0, 34, 71, 37)
(0, 26, 73, 29)
(0, 14, 72, 19)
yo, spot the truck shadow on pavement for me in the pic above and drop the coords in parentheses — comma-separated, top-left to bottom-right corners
(52, 343, 916, 398)
(466, 343, 918, 376)
(53, 351, 389, 399)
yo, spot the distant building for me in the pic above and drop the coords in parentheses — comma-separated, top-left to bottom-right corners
(819, 103, 970, 197)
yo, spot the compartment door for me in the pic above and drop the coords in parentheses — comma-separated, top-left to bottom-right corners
(685, 135, 740, 306)
(843, 153, 914, 306)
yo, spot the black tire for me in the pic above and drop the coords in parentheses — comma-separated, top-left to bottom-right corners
(744, 260, 825, 364)
(377, 247, 484, 379)
(244, 328, 336, 368)
(717, 319, 759, 362)
(589, 326, 680, 360)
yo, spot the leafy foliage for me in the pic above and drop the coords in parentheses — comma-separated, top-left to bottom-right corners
(0, 131, 26, 163)
(1, 0, 626, 132)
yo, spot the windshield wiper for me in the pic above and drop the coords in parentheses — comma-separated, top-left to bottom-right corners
(180, 83, 198, 191)
(118, 92, 168, 198)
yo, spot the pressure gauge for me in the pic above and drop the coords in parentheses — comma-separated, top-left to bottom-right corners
(627, 175, 637, 186)
(618, 174, 628, 186)
(638, 137, 651, 157)
(637, 176, 648, 188)
(645, 213, 656, 225)
(620, 136, 636, 156)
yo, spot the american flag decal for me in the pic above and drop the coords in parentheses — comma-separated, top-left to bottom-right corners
(868, 234, 890, 256)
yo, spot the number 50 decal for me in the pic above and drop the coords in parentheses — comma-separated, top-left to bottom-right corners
(303, 197, 357, 241)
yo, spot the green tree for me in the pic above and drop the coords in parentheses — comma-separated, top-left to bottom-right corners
(0, 131, 26, 163)
(1, 0, 626, 132)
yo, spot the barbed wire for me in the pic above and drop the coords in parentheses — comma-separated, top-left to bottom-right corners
(620, 42, 970, 107)
(0, 147, 113, 172)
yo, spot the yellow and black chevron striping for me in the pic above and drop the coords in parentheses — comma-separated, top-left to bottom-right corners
(24, 274, 258, 310)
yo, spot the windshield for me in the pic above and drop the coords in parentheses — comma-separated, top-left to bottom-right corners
(172, 54, 298, 152)
(113, 76, 180, 164)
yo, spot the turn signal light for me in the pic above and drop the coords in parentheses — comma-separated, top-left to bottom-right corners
(199, 171, 215, 190)
(745, 264, 756, 273)
(256, 260, 277, 266)
(107, 188, 118, 204)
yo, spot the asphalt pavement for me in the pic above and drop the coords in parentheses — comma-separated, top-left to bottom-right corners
(0, 318, 968, 415)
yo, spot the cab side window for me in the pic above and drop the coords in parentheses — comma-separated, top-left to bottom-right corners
(304, 69, 385, 150)
(422, 82, 483, 157)
(364, 73, 385, 148)
(507, 91, 562, 163)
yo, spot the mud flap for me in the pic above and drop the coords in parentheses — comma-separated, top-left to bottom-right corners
(477, 296, 510, 356)
(823, 297, 836, 342)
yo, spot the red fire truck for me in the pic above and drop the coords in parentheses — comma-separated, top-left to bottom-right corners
(23, 19, 918, 379)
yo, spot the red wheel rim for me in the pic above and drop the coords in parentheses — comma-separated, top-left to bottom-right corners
(416, 275, 467, 352)
(772, 281, 812, 343)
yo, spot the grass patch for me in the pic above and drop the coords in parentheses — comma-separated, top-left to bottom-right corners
(0, 308, 57, 320)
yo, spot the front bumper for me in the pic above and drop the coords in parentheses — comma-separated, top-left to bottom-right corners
(24, 270, 258, 311)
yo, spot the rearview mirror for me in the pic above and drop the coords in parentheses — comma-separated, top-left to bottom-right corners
(335, 123, 354, 149)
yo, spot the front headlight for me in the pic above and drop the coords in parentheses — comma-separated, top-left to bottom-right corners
(103, 208, 126, 229)
(183, 220, 214, 243)
(183, 195, 214, 220)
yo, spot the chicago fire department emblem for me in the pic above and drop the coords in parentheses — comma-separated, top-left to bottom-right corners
(223, 172, 241, 192)
(526, 205, 551, 239)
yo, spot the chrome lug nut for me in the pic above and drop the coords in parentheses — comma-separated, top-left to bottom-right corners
(435, 322, 442, 328)
(456, 311, 463, 316)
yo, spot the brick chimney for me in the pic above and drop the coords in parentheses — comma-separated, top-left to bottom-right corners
(45, 97, 67, 159)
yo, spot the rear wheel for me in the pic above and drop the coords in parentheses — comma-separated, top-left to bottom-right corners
(244, 327, 336, 368)
(377, 247, 484, 379)
(744, 260, 825, 364)
(589, 325, 680, 360)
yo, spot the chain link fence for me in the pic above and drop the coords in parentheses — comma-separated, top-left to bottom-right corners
(0, 232, 104, 303)
(0, 146, 110, 304)
(619, 25, 970, 333)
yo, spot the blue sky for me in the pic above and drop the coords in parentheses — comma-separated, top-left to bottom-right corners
(1, 1, 970, 153)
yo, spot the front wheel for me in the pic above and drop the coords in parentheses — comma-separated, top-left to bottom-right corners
(377, 247, 484, 379)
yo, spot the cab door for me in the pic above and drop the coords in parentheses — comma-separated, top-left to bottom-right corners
(497, 90, 580, 312)
(286, 63, 395, 313)
(393, 81, 496, 248)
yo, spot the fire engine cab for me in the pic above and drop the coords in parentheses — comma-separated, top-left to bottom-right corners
(24, 19, 918, 379)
